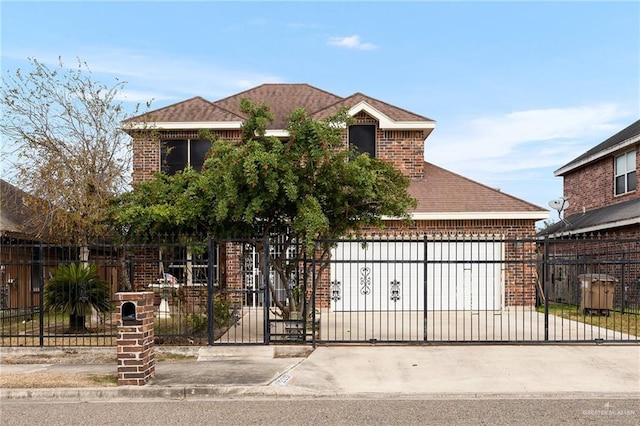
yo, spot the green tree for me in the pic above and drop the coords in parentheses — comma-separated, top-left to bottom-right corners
(44, 263, 112, 332)
(110, 100, 416, 316)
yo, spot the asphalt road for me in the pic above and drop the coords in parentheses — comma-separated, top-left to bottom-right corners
(2, 397, 639, 425)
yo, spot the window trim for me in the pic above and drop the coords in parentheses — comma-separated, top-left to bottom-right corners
(614, 150, 637, 196)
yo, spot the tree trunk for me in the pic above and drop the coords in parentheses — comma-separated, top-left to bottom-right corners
(118, 250, 132, 291)
(68, 313, 86, 332)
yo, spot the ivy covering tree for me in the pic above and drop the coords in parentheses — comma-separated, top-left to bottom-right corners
(110, 99, 416, 316)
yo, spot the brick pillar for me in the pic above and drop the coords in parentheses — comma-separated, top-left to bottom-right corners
(116, 292, 155, 386)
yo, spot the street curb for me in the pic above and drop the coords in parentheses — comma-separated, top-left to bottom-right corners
(2, 386, 639, 401)
(0, 385, 319, 401)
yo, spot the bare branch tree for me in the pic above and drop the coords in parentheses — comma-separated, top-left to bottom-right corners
(1, 57, 147, 241)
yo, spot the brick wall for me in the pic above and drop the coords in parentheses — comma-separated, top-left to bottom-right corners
(132, 115, 425, 182)
(563, 145, 639, 216)
(132, 247, 160, 291)
(132, 130, 243, 182)
(380, 218, 536, 238)
(116, 292, 155, 386)
(342, 111, 425, 179)
(545, 233, 640, 309)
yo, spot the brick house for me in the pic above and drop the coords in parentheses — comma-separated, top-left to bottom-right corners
(1, 179, 121, 313)
(125, 84, 548, 311)
(0, 179, 48, 311)
(541, 119, 639, 237)
(539, 119, 640, 308)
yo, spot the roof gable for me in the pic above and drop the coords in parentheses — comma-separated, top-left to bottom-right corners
(212, 83, 343, 129)
(408, 162, 548, 219)
(312, 92, 434, 123)
(555, 119, 640, 176)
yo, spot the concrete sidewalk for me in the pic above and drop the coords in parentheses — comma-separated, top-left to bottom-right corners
(1, 344, 639, 401)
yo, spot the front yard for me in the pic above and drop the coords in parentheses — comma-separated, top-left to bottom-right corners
(538, 303, 639, 337)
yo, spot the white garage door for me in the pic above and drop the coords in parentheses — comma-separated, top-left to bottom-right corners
(330, 240, 503, 312)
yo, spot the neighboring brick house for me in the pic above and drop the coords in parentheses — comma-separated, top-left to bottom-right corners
(0, 179, 47, 311)
(125, 84, 548, 311)
(1, 179, 120, 312)
(0, 179, 74, 312)
(539, 119, 640, 308)
(541, 119, 640, 237)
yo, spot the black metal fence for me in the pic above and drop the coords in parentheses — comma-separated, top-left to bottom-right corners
(0, 238, 122, 347)
(1, 233, 638, 347)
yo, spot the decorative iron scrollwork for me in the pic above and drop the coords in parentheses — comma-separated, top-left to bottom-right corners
(241, 245, 254, 287)
(390, 280, 401, 302)
(360, 267, 371, 295)
(331, 280, 341, 301)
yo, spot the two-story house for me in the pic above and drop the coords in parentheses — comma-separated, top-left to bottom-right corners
(125, 84, 548, 313)
(539, 119, 640, 309)
(542, 119, 639, 237)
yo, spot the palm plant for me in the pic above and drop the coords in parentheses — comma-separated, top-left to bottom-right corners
(44, 263, 113, 332)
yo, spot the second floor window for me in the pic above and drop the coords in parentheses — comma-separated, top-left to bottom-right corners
(349, 125, 376, 158)
(161, 139, 211, 175)
(615, 150, 637, 195)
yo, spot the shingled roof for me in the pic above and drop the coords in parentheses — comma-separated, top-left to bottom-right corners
(213, 84, 344, 129)
(538, 197, 640, 236)
(138, 96, 244, 123)
(408, 163, 547, 218)
(0, 179, 46, 238)
(126, 83, 435, 133)
(311, 92, 433, 122)
(555, 118, 640, 176)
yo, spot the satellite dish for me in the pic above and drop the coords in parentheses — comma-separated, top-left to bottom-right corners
(548, 197, 571, 228)
(548, 197, 569, 213)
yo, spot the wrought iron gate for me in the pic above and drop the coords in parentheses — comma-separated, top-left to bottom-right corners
(210, 234, 639, 345)
(1, 234, 638, 347)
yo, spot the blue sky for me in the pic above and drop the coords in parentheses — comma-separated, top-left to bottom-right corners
(2, 1, 639, 221)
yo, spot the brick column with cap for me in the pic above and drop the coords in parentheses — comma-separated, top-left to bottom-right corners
(116, 292, 155, 386)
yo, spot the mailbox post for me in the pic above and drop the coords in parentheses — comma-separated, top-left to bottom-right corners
(116, 292, 155, 386)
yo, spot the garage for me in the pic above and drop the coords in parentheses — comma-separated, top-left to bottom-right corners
(330, 239, 503, 312)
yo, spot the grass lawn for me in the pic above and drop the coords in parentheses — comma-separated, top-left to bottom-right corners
(1, 309, 230, 347)
(538, 303, 639, 337)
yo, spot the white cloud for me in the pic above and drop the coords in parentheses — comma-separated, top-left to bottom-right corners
(2, 47, 283, 105)
(423, 103, 634, 210)
(426, 103, 631, 174)
(112, 90, 174, 104)
(328, 35, 377, 50)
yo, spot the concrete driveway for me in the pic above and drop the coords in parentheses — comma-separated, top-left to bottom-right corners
(220, 307, 637, 343)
